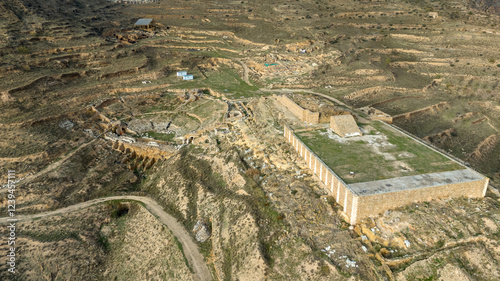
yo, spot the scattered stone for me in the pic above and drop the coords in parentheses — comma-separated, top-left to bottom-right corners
(404, 239, 411, 248)
(193, 220, 211, 242)
(59, 120, 74, 130)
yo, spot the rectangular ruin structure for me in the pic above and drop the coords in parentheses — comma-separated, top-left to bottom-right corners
(360, 107, 393, 124)
(283, 124, 489, 224)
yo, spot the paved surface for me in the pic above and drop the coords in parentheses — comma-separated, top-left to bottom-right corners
(0, 196, 212, 281)
(349, 169, 485, 196)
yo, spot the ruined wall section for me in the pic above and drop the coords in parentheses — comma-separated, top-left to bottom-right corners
(277, 95, 319, 124)
(111, 140, 174, 170)
(318, 115, 332, 123)
(284, 125, 358, 223)
(369, 115, 393, 123)
(303, 109, 320, 124)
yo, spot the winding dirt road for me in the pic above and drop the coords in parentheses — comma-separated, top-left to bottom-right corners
(0, 195, 212, 281)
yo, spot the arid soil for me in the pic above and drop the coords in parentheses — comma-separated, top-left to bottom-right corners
(1, 0, 500, 280)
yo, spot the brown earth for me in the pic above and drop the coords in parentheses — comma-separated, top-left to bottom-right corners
(1, 0, 500, 280)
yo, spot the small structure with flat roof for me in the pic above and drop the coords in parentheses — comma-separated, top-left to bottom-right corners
(330, 115, 362, 137)
(183, 75, 194, 81)
(134, 18, 155, 31)
(177, 71, 188, 77)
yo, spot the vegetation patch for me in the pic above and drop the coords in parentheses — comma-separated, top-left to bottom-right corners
(296, 121, 462, 183)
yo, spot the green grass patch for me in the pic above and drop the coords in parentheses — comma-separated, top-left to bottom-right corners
(169, 65, 259, 97)
(188, 99, 226, 120)
(146, 131, 176, 142)
(295, 121, 462, 183)
(23, 230, 81, 242)
(173, 235, 194, 273)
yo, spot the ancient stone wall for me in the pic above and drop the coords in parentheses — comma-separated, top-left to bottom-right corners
(303, 110, 320, 124)
(277, 95, 319, 124)
(112, 141, 173, 160)
(277, 95, 304, 120)
(318, 115, 332, 123)
(355, 177, 489, 221)
(283, 125, 488, 224)
(284, 125, 356, 223)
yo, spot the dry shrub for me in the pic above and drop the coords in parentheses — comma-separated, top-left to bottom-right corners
(245, 168, 260, 177)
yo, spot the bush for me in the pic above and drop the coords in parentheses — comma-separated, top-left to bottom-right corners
(320, 265, 330, 276)
(16, 46, 31, 54)
(245, 168, 260, 177)
(20, 64, 31, 72)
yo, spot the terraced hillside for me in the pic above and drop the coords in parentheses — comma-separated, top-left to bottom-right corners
(0, 0, 499, 280)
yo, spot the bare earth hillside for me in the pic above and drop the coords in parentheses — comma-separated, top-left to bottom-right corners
(0, 0, 500, 280)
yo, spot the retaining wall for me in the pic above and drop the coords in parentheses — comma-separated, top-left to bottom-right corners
(369, 115, 393, 123)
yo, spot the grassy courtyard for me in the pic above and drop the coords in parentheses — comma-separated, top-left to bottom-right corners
(295, 121, 463, 184)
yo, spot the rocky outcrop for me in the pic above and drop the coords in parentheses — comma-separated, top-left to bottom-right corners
(192, 220, 211, 242)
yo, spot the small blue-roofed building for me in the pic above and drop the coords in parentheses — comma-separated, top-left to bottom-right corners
(134, 19, 155, 31)
(177, 71, 188, 77)
(183, 75, 194, 80)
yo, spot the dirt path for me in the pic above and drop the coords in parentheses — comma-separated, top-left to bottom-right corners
(0, 195, 212, 281)
(234, 58, 253, 86)
(2, 139, 98, 190)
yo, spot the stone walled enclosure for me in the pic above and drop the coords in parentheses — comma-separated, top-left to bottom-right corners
(276, 95, 320, 124)
(283, 125, 489, 224)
